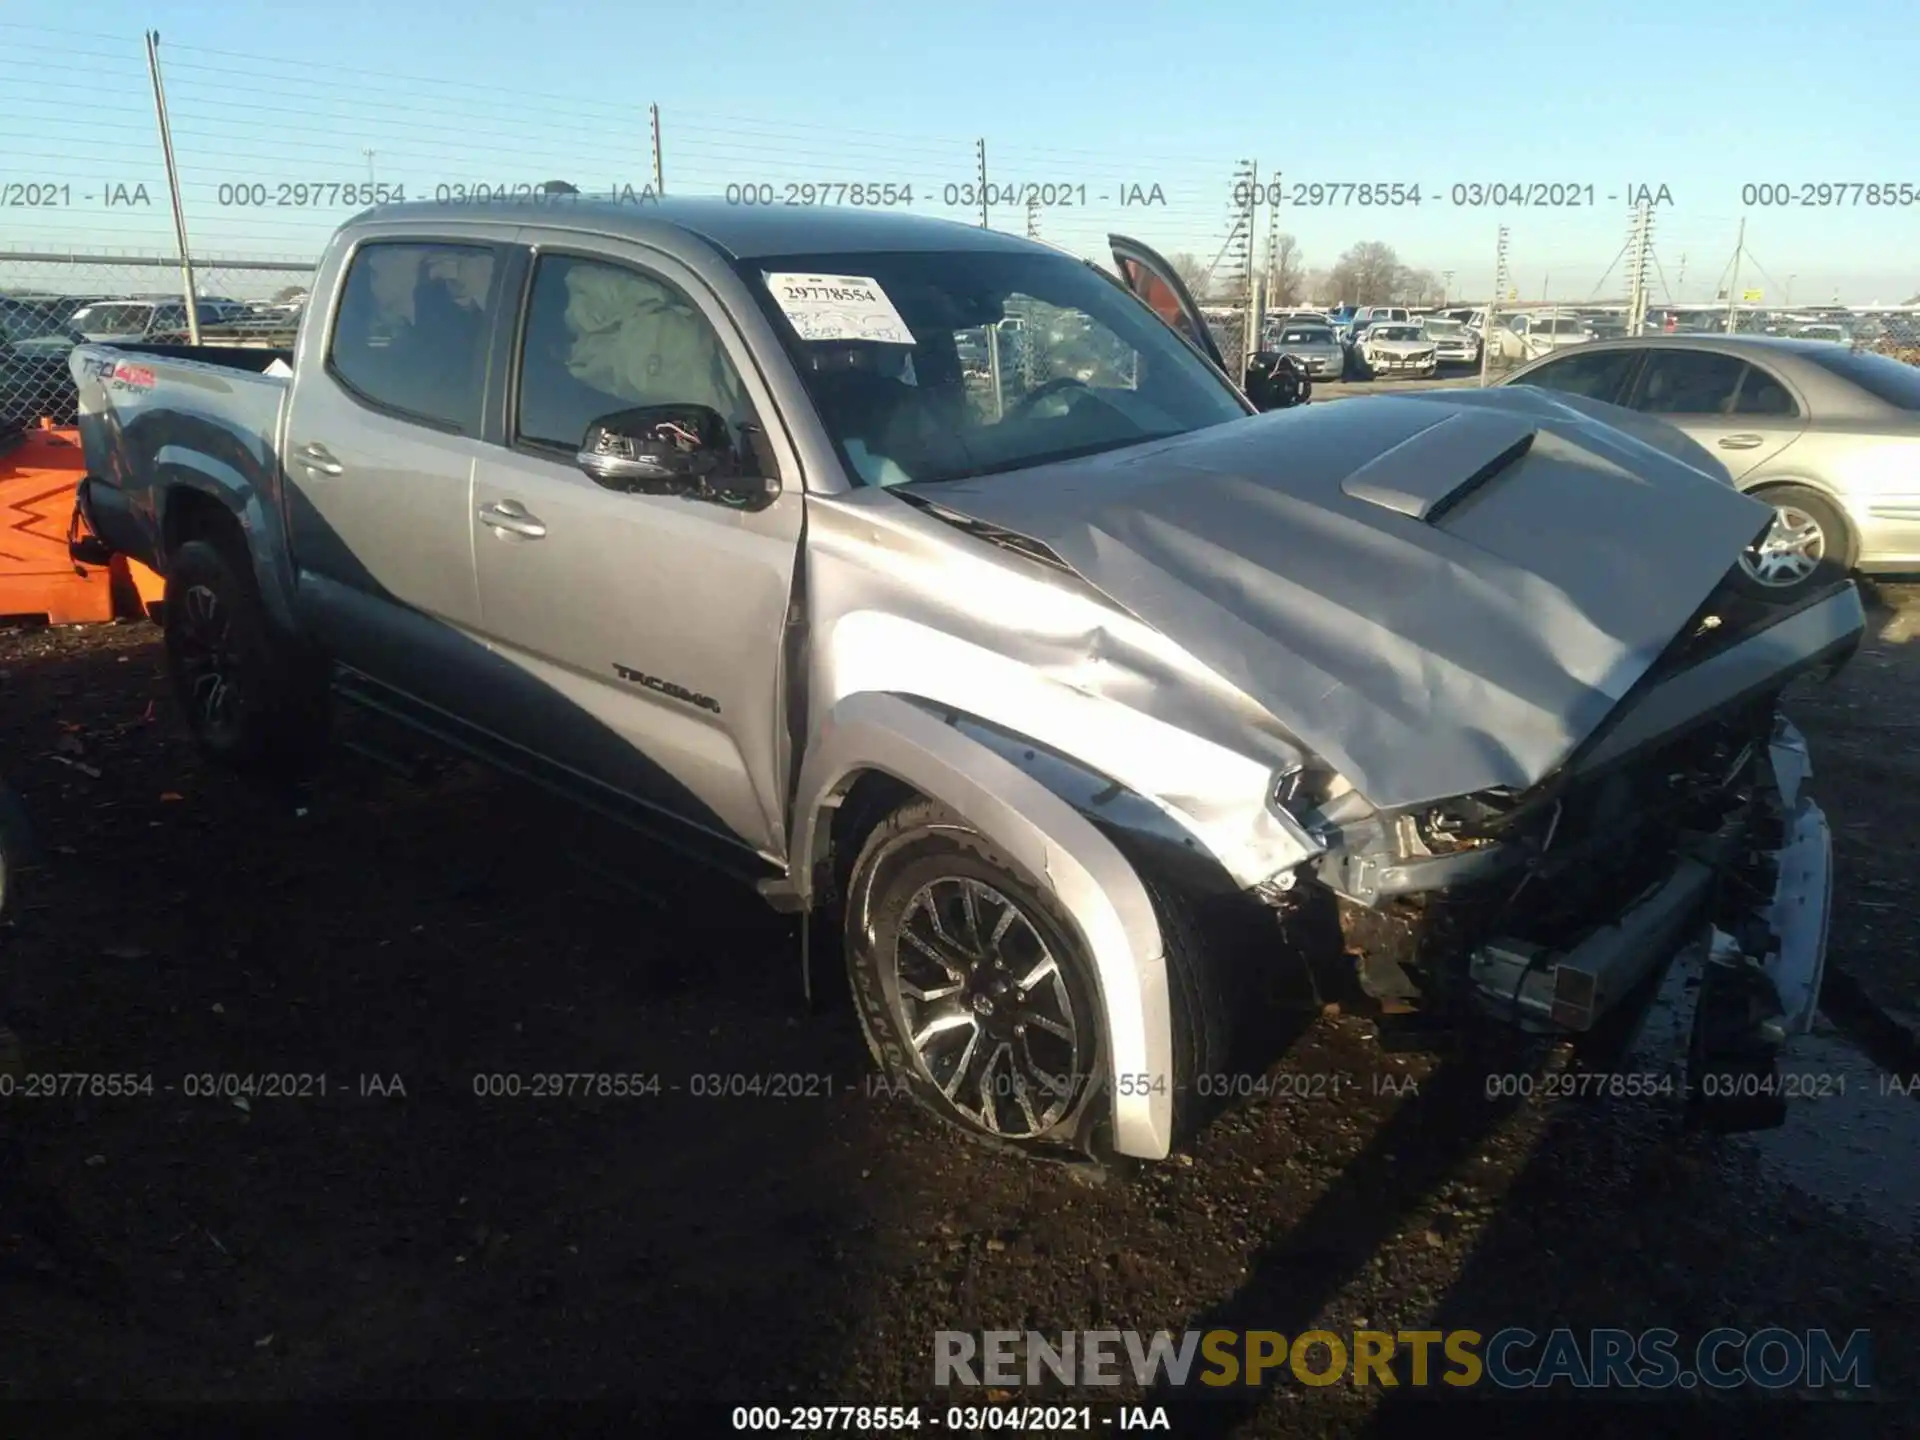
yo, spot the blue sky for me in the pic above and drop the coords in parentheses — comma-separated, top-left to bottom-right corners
(3, 0, 1916, 302)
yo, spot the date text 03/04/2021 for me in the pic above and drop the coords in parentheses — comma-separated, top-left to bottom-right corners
(1229, 180, 1676, 208)
(730, 1404, 1172, 1432)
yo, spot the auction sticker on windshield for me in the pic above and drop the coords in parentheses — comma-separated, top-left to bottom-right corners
(761, 272, 914, 344)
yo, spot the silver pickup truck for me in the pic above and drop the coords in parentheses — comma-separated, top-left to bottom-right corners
(67, 200, 1862, 1163)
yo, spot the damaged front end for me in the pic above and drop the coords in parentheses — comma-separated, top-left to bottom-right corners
(1277, 574, 1861, 1130)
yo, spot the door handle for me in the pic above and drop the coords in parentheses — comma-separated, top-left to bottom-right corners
(478, 501, 547, 539)
(294, 442, 343, 475)
(1717, 434, 1765, 450)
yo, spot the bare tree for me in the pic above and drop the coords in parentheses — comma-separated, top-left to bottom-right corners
(1328, 241, 1403, 306)
(1267, 233, 1306, 307)
(1303, 268, 1335, 306)
(1166, 251, 1215, 299)
(271, 284, 307, 303)
(1396, 267, 1443, 305)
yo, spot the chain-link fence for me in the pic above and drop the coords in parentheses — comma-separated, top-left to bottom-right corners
(0, 255, 311, 429)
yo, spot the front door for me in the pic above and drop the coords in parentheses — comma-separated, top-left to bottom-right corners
(465, 241, 804, 860)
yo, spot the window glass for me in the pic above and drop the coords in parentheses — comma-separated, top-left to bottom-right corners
(1518, 347, 1640, 403)
(1801, 346, 1920, 411)
(81, 305, 140, 331)
(1732, 365, 1799, 417)
(514, 253, 754, 453)
(1631, 349, 1747, 414)
(328, 241, 496, 430)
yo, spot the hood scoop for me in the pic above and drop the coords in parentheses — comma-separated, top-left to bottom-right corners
(1339, 409, 1538, 522)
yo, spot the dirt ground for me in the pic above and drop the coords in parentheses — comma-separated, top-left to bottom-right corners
(0, 588, 1915, 1435)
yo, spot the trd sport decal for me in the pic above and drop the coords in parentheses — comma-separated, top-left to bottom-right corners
(613, 664, 721, 715)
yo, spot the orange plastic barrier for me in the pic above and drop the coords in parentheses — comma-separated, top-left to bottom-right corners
(0, 422, 164, 623)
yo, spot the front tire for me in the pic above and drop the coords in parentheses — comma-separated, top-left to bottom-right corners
(1734, 485, 1852, 601)
(843, 799, 1227, 1160)
(163, 538, 329, 779)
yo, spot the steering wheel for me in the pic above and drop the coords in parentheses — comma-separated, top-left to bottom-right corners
(1003, 375, 1094, 419)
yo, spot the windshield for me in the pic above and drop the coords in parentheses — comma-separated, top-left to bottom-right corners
(1541, 317, 1589, 335)
(740, 249, 1250, 486)
(1371, 326, 1423, 342)
(1280, 327, 1332, 344)
(1424, 320, 1464, 336)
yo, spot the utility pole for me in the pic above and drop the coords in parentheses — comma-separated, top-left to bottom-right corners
(363, 148, 376, 183)
(1228, 158, 1259, 379)
(975, 139, 990, 228)
(144, 30, 200, 345)
(1480, 225, 1509, 388)
(1025, 195, 1040, 240)
(1264, 175, 1280, 306)
(1625, 199, 1654, 335)
(1442, 269, 1454, 305)
(650, 104, 665, 194)
(1786, 273, 1796, 306)
(1724, 217, 1746, 334)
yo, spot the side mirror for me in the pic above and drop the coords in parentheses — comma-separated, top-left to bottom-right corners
(575, 404, 777, 510)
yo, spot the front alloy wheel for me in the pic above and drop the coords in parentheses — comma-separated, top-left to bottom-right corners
(892, 875, 1085, 1138)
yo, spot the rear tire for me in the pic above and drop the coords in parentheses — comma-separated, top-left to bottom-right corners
(163, 537, 329, 779)
(843, 798, 1230, 1160)
(1733, 485, 1852, 601)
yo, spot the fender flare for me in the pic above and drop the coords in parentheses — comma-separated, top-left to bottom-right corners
(156, 461, 300, 635)
(791, 690, 1176, 1159)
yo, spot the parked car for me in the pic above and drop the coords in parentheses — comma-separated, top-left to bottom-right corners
(1501, 335, 1920, 598)
(68, 201, 1858, 1160)
(1492, 310, 1595, 362)
(1791, 324, 1850, 344)
(1351, 322, 1436, 378)
(1345, 306, 1410, 345)
(1421, 317, 1480, 367)
(0, 310, 80, 426)
(68, 299, 227, 344)
(1266, 322, 1345, 382)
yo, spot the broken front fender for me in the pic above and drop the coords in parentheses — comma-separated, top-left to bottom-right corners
(789, 690, 1178, 1160)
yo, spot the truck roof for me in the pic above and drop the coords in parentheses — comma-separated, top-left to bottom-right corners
(345, 196, 1045, 260)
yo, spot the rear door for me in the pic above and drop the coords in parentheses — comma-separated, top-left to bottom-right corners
(282, 232, 509, 710)
(1108, 234, 1230, 373)
(1619, 346, 1805, 481)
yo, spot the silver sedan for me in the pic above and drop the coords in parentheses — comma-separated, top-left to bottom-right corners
(1268, 323, 1346, 381)
(1501, 335, 1920, 598)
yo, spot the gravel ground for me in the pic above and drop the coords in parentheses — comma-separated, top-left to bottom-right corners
(0, 601, 1915, 1435)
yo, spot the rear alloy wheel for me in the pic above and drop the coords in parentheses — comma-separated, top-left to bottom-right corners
(1736, 486, 1850, 599)
(163, 537, 329, 778)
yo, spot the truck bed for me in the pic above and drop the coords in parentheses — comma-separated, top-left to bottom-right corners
(68, 342, 292, 574)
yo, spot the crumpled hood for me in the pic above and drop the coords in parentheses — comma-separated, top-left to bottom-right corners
(904, 389, 1779, 811)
